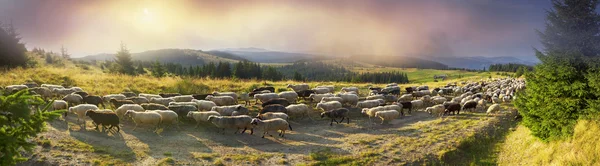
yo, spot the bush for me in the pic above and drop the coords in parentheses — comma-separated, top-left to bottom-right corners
(0, 90, 63, 165)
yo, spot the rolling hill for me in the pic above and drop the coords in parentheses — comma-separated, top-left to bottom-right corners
(75, 49, 245, 66)
(430, 56, 538, 70)
(210, 47, 321, 63)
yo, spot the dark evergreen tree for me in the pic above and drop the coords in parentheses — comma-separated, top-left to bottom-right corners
(45, 54, 53, 64)
(0, 22, 28, 68)
(151, 61, 166, 77)
(136, 63, 145, 75)
(515, 0, 600, 141)
(114, 43, 136, 75)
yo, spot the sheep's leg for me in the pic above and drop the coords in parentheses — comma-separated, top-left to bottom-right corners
(132, 124, 138, 131)
(241, 127, 247, 134)
(337, 117, 344, 124)
(347, 117, 350, 124)
(195, 122, 200, 128)
(262, 131, 267, 138)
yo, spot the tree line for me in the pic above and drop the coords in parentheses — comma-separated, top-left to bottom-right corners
(488, 63, 533, 72)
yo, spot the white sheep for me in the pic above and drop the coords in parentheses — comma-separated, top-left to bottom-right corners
(375, 110, 400, 124)
(285, 104, 311, 119)
(191, 99, 217, 111)
(147, 110, 179, 129)
(239, 93, 250, 105)
(150, 97, 175, 106)
(361, 106, 386, 123)
(52, 88, 75, 96)
(308, 93, 334, 103)
(210, 105, 249, 116)
(278, 91, 299, 103)
(70, 87, 84, 92)
(139, 93, 162, 100)
(335, 93, 359, 106)
(251, 118, 292, 138)
(286, 84, 309, 92)
(207, 115, 254, 134)
(425, 104, 445, 118)
(316, 101, 342, 112)
(168, 102, 197, 107)
(125, 110, 162, 132)
(356, 100, 381, 109)
(5, 85, 28, 94)
(115, 104, 145, 119)
(187, 111, 221, 128)
(41, 84, 64, 91)
(170, 95, 194, 102)
(68, 104, 99, 124)
(312, 87, 331, 94)
(206, 95, 237, 106)
(212, 92, 238, 100)
(128, 97, 149, 104)
(366, 95, 385, 101)
(320, 97, 344, 103)
(103, 94, 127, 101)
(316, 85, 335, 93)
(487, 104, 502, 115)
(257, 112, 289, 120)
(341, 87, 359, 93)
(491, 96, 501, 104)
(254, 93, 280, 104)
(52, 100, 68, 111)
(432, 97, 447, 105)
(398, 94, 413, 102)
(411, 100, 424, 111)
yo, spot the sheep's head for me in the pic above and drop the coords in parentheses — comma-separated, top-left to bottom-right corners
(124, 110, 134, 117)
(186, 111, 194, 118)
(286, 84, 292, 88)
(361, 108, 368, 114)
(207, 115, 218, 122)
(255, 114, 263, 120)
(212, 91, 219, 95)
(250, 118, 262, 125)
(320, 112, 327, 118)
(205, 95, 214, 100)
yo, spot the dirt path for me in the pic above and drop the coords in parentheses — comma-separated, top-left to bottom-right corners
(22, 107, 510, 165)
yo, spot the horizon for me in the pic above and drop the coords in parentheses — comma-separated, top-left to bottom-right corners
(0, 0, 554, 61)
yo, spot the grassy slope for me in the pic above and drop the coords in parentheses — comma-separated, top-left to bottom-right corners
(498, 118, 600, 165)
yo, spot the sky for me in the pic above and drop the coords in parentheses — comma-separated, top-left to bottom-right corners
(0, 0, 552, 60)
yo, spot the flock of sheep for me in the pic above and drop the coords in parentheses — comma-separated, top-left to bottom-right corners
(2, 77, 525, 138)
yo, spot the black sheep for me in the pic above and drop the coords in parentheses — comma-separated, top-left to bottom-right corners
(399, 101, 412, 115)
(84, 95, 105, 108)
(405, 87, 414, 94)
(73, 91, 89, 98)
(320, 108, 350, 126)
(252, 86, 275, 93)
(261, 98, 290, 107)
(121, 92, 137, 98)
(192, 94, 212, 100)
(260, 104, 288, 114)
(85, 110, 120, 132)
(369, 87, 382, 92)
(444, 102, 461, 115)
(296, 90, 315, 100)
(389, 89, 401, 96)
(109, 99, 135, 108)
(159, 93, 181, 98)
(462, 101, 478, 112)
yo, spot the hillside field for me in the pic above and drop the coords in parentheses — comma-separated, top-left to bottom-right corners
(2, 64, 517, 165)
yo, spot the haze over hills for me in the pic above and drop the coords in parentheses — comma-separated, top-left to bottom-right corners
(430, 56, 539, 70)
(210, 48, 320, 63)
(75, 49, 245, 66)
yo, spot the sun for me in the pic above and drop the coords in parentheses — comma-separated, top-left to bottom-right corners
(141, 8, 153, 22)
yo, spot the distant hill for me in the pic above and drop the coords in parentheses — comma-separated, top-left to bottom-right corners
(349, 55, 449, 70)
(75, 49, 244, 66)
(210, 48, 320, 63)
(431, 56, 538, 70)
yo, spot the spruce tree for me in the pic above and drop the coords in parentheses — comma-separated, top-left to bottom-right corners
(60, 45, 70, 59)
(0, 22, 28, 68)
(136, 63, 145, 75)
(114, 43, 135, 75)
(151, 61, 165, 77)
(515, 0, 600, 141)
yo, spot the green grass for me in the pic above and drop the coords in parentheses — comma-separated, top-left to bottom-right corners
(224, 153, 274, 164)
(191, 152, 219, 161)
(157, 157, 175, 166)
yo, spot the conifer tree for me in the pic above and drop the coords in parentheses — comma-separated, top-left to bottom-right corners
(114, 43, 136, 75)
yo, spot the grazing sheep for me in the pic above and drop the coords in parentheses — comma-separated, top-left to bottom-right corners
(491, 96, 500, 104)
(125, 110, 162, 132)
(121, 92, 137, 98)
(23, 82, 38, 88)
(191, 99, 217, 111)
(149, 97, 175, 106)
(252, 86, 275, 93)
(383, 104, 404, 116)
(5, 85, 28, 94)
(486, 104, 502, 115)
(29, 87, 53, 100)
(316, 85, 335, 93)
(287, 84, 310, 92)
(68, 104, 99, 124)
(411, 100, 425, 111)
(126, 97, 150, 104)
(52, 100, 68, 111)
(399, 101, 412, 114)
(296, 90, 316, 100)
(433, 97, 447, 105)
(285, 104, 311, 119)
(362, 106, 386, 123)
(139, 93, 162, 100)
(316, 101, 343, 112)
(312, 87, 331, 94)
(72, 91, 89, 98)
(115, 104, 145, 119)
(341, 87, 359, 94)
(260, 104, 288, 114)
(444, 102, 461, 115)
(159, 93, 181, 98)
(171, 95, 194, 102)
(69, 87, 84, 92)
(462, 100, 478, 112)
(62, 94, 83, 106)
(205, 95, 237, 106)
(207, 115, 254, 134)
(366, 95, 385, 101)
(110, 99, 135, 108)
(192, 94, 212, 100)
(187, 111, 221, 128)
(398, 94, 413, 102)
(383, 95, 398, 103)
(140, 103, 169, 110)
(321, 108, 350, 126)
(86, 110, 120, 132)
(168, 105, 198, 120)
(261, 98, 290, 107)
(103, 94, 127, 101)
(278, 91, 299, 103)
(239, 93, 250, 105)
(168, 102, 197, 107)
(477, 99, 487, 112)
(147, 110, 179, 129)
(256, 112, 289, 120)
(210, 105, 249, 116)
(41, 84, 64, 91)
(212, 92, 238, 100)
(308, 93, 334, 103)
(251, 118, 292, 138)
(425, 105, 445, 118)
(356, 100, 381, 109)
(335, 93, 359, 106)
(254, 93, 280, 104)
(320, 97, 344, 103)
(52, 88, 74, 97)
(83, 95, 105, 108)
(375, 110, 400, 124)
